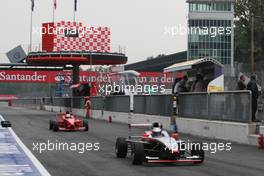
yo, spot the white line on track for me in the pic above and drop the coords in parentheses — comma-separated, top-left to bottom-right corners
(0, 114, 51, 176)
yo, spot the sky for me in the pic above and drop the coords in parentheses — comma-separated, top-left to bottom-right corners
(0, 0, 188, 64)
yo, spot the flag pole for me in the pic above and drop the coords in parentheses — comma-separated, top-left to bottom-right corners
(53, 2, 55, 23)
(74, 0, 77, 22)
(73, 1, 75, 22)
(74, 10, 75, 22)
(29, 1, 33, 52)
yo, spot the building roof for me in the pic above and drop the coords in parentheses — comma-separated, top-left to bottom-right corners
(164, 57, 223, 73)
(125, 51, 187, 72)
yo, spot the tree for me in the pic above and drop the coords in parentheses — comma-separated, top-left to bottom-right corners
(234, 0, 264, 64)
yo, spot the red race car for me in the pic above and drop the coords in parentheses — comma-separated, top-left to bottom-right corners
(49, 112, 89, 132)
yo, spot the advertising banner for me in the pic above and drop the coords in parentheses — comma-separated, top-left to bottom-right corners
(0, 70, 175, 85)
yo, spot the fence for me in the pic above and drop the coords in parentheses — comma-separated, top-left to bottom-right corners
(12, 98, 42, 109)
(11, 91, 252, 123)
(134, 95, 172, 116)
(104, 96, 130, 112)
(178, 91, 252, 123)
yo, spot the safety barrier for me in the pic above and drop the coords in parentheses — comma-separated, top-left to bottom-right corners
(11, 91, 252, 123)
(104, 96, 130, 112)
(178, 91, 252, 123)
(12, 98, 42, 109)
(90, 96, 104, 110)
(134, 95, 172, 116)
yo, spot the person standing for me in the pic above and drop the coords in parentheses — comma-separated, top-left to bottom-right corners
(85, 96, 91, 119)
(236, 75, 246, 90)
(247, 75, 259, 122)
(191, 73, 204, 92)
(173, 75, 188, 95)
(235, 75, 246, 119)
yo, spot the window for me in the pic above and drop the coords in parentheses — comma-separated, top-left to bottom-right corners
(190, 2, 232, 12)
(188, 19, 233, 64)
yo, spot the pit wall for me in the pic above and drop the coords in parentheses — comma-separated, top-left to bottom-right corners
(43, 105, 258, 146)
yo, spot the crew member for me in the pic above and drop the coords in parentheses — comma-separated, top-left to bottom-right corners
(85, 96, 91, 119)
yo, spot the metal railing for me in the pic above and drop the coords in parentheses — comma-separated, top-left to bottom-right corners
(11, 91, 252, 123)
(178, 91, 252, 123)
(26, 43, 126, 55)
(90, 96, 104, 110)
(104, 96, 130, 112)
(134, 95, 172, 116)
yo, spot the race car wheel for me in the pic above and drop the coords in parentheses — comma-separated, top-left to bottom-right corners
(132, 143, 145, 165)
(191, 142, 204, 164)
(115, 137, 127, 158)
(49, 120, 53, 130)
(52, 122, 59, 132)
(83, 120, 89, 131)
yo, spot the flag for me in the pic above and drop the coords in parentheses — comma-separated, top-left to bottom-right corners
(31, 0, 34, 11)
(74, 0, 77, 11)
(54, 0, 57, 10)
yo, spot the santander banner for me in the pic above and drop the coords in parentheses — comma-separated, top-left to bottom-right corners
(0, 70, 179, 85)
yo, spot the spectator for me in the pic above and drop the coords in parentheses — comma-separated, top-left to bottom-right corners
(236, 75, 246, 90)
(247, 74, 259, 122)
(172, 78, 180, 94)
(191, 73, 204, 92)
(174, 75, 188, 94)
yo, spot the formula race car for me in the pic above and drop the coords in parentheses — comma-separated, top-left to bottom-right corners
(49, 112, 89, 132)
(115, 122, 204, 165)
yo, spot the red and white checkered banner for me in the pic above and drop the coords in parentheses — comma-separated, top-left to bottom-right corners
(42, 21, 111, 52)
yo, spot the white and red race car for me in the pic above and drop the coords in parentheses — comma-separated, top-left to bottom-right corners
(115, 122, 204, 165)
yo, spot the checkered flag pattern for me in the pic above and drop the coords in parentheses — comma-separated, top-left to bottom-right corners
(53, 21, 111, 52)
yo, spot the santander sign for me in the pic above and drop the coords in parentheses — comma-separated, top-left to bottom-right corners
(0, 70, 174, 84)
(0, 71, 47, 82)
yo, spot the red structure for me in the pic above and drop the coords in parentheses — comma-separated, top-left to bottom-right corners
(26, 21, 127, 98)
(42, 21, 110, 52)
(26, 21, 127, 66)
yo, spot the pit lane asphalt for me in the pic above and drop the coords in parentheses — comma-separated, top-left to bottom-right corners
(1, 105, 264, 176)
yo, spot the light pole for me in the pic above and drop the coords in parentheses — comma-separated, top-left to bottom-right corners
(251, 15, 255, 73)
(250, 15, 264, 73)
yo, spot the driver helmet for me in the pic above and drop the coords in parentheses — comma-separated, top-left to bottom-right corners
(151, 122, 163, 137)
(65, 111, 71, 118)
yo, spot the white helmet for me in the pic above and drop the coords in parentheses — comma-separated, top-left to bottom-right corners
(151, 122, 162, 137)
(65, 111, 72, 118)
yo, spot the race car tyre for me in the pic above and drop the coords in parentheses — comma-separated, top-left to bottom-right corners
(83, 120, 89, 131)
(191, 142, 204, 164)
(49, 120, 53, 130)
(132, 143, 145, 165)
(115, 137, 128, 158)
(52, 122, 59, 132)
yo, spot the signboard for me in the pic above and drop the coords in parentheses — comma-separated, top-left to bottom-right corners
(207, 74, 224, 92)
(6, 45, 26, 63)
(0, 70, 174, 85)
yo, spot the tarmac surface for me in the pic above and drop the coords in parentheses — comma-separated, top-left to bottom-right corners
(1, 105, 264, 176)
